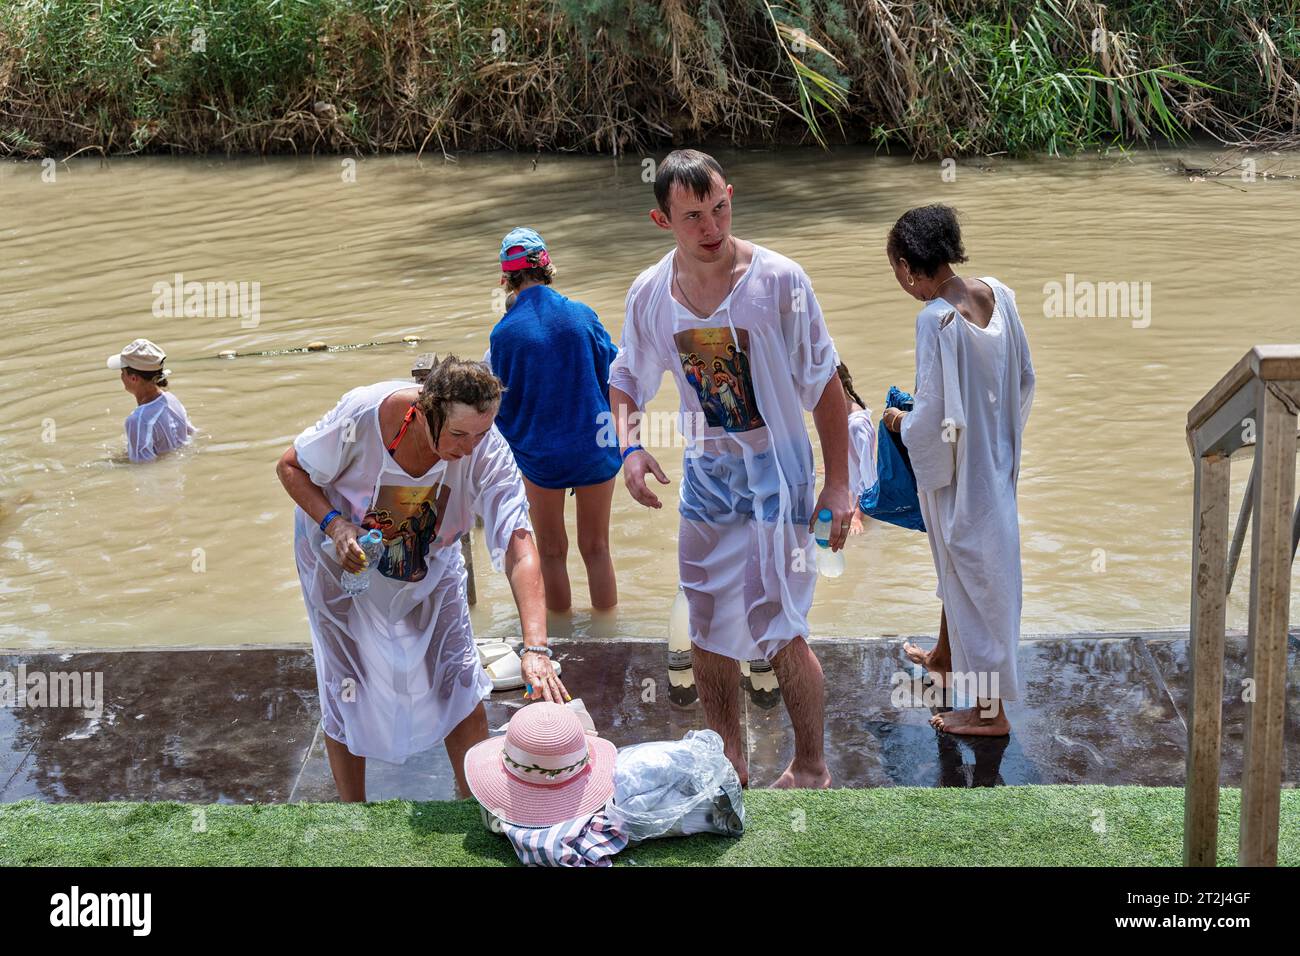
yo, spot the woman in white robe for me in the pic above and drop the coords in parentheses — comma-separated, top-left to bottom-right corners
(276, 356, 565, 800)
(882, 205, 1035, 736)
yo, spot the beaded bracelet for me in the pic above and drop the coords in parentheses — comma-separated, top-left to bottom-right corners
(520, 645, 553, 658)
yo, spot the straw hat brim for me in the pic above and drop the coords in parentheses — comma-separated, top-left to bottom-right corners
(464, 732, 617, 828)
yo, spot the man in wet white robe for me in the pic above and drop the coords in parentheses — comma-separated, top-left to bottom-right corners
(609, 150, 854, 788)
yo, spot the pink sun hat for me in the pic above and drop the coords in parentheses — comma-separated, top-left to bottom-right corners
(464, 701, 616, 827)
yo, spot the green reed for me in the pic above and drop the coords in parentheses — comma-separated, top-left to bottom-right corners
(0, 0, 1294, 157)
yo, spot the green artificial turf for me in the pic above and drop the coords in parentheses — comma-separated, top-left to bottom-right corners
(2, 787, 1296, 867)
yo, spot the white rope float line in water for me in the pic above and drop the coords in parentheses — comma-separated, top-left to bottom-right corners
(207, 335, 428, 360)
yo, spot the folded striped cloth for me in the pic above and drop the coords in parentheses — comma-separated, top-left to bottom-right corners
(500, 812, 628, 867)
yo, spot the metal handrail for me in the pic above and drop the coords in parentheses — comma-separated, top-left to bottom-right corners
(1184, 345, 1300, 867)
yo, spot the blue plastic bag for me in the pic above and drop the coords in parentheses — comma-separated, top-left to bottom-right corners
(858, 386, 926, 532)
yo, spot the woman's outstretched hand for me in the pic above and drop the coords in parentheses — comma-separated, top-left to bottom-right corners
(521, 649, 569, 703)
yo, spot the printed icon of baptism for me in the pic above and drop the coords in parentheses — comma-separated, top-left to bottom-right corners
(363, 482, 451, 582)
(674, 327, 764, 433)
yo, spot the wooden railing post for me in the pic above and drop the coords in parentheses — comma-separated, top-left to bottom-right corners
(1225, 462, 1256, 593)
(462, 534, 477, 605)
(1184, 451, 1231, 866)
(1186, 346, 1300, 869)
(1239, 382, 1299, 866)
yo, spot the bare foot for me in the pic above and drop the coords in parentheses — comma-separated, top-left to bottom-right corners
(725, 748, 749, 788)
(770, 761, 832, 789)
(929, 703, 1010, 737)
(901, 640, 928, 666)
(902, 641, 950, 687)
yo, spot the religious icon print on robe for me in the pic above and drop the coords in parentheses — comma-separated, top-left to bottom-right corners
(673, 327, 765, 432)
(362, 482, 452, 583)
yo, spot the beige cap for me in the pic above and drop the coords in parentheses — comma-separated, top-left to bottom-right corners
(107, 338, 170, 375)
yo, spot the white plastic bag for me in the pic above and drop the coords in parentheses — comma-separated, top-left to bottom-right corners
(605, 730, 744, 842)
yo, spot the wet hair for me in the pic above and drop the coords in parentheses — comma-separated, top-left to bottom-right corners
(886, 204, 968, 278)
(837, 364, 867, 412)
(415, 355, 505, 446)
(654, 149, 726, 218)
(502, 251, 555, 292)
(125, 367, 168, 389)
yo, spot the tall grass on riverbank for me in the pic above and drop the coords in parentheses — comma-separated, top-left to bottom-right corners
(0, 0, 1296, 158)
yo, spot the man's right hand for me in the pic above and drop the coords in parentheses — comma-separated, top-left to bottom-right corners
(623, 449, 670, 509)
(327, 518, 369, 573)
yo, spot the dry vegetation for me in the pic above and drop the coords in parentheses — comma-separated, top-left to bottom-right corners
(0, 0, 1296, 158)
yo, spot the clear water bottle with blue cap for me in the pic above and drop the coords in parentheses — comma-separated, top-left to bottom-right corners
(813, 508, 844, 578)
(667, 587, 698, 706)
(322, 528, 385, 595)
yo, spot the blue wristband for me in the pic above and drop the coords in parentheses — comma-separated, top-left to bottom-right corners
(621, 444, 644, 461)
(319, 509, 342, 532)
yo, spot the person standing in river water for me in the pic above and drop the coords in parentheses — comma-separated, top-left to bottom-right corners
(608, 149, 852, 788)
(485, 227, 623, 613)
(884, 205, 1035, 736)
(106, 338, 196, 462)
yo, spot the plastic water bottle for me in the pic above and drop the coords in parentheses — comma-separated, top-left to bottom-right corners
(813, 508, 845, 578)
(667, 587, 698, 706)
(322, 529, 385, 595)
(746, 658, 781, 709)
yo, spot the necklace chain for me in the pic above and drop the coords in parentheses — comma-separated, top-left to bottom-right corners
(933, 273, 962, 298)
(673, 237, 738, 318)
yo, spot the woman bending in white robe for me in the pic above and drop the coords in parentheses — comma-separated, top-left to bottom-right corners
(276, 356, 566, 801)
(882, 205, 1035, 736)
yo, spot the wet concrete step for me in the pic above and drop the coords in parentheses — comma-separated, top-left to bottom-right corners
(1, 633, 1296, 803)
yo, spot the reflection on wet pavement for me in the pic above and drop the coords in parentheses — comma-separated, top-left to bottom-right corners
(1, 633, 1295, 803)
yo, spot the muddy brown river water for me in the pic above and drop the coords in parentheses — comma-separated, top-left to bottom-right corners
(0, 145, 1296, 649)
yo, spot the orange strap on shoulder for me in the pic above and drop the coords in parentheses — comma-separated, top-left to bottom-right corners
(387, 403, 418, 455)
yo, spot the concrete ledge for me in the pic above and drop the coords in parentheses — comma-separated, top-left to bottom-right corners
(2, 632, 1297, 803)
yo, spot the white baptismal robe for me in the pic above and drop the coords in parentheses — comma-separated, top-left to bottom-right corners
(291, 381, 532, 762)
(900, 278, 1035, 701)
(847, 407, 877, 501)
(609, 244, 839, 662)
(125, 392, 196, 462)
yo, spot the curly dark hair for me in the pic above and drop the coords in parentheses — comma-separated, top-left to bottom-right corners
(502, 251, 554, 292)
(886, 204, 968, 278)
(415, 355, 505, 446)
